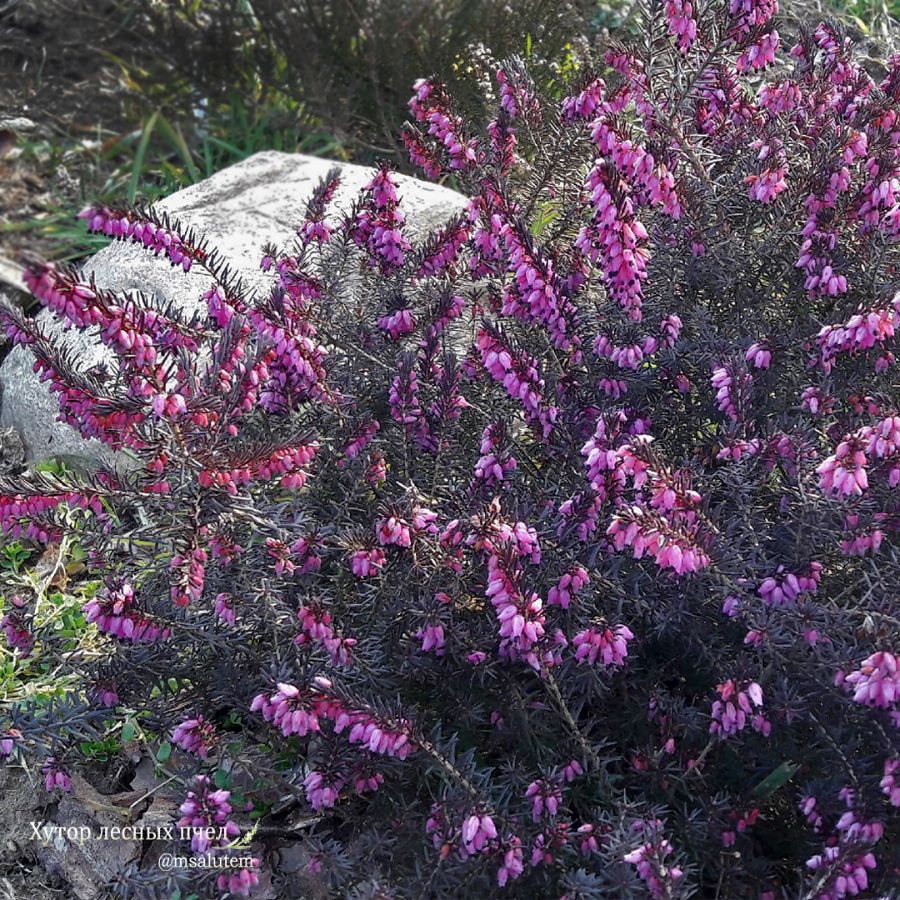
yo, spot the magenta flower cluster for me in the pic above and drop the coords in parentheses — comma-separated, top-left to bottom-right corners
(177, 776, 260, 897)
(171, 716, 217, 759)
(251, 678, 413, 765)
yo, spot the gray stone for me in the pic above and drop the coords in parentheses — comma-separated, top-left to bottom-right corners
(0, 117, 37, 133)
(0, 151, 467, 464)
(0, 425, 24, 474)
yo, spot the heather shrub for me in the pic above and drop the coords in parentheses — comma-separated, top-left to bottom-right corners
(2, 4, 900, 898)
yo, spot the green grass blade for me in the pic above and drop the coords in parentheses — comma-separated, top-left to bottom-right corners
(750, 760, 800, 799)
(204, 134, 250, 160)
(155, 114, 202, 183)
(128, 110, 160, 204)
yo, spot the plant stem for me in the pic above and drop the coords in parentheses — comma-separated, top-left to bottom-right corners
(542, 668, 602, 771)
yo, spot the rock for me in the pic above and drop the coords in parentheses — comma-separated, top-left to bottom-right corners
(0, 151, 467, 465)
(0, 118, 37, 133)
(0, 426, 24, 475)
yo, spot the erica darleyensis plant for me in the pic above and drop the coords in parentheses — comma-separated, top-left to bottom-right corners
(2, 5, 900, 898)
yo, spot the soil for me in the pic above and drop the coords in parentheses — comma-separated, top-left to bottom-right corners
(0, 1, 134, 269)
(0, 132, 59, 274)
(0, 765, 73, 900)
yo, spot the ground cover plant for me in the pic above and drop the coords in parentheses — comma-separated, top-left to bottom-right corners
(1, 0, 900, 896)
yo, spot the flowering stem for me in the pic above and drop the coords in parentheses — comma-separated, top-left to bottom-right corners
(805, 708, 860, 790)
(684, 737, 716, 779)
(672, 35, 729, 114)
(541, 668, 602, 772)
(416, 737, 480, 799)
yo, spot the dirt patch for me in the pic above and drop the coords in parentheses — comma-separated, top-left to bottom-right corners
(0, 758, 177, 900)
(0, 150, 54, 266)
(0, 765, 75, 899)
(0, 2, 136, 269)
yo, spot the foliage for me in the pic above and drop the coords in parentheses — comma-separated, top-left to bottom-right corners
(0, 96, 345, 264)
(95, 0, 599, 159)
(0, 535, 101, 704)
(3, 0, 597, 264)
(2, 3, 900, 897)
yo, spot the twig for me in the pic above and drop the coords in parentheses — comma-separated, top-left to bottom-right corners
(542, 668, 602, 771)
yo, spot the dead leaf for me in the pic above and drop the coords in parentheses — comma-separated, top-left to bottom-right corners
(0, 130, 16, 159)
(34, 543, 71, 591)
(34, 544, 61, 576)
